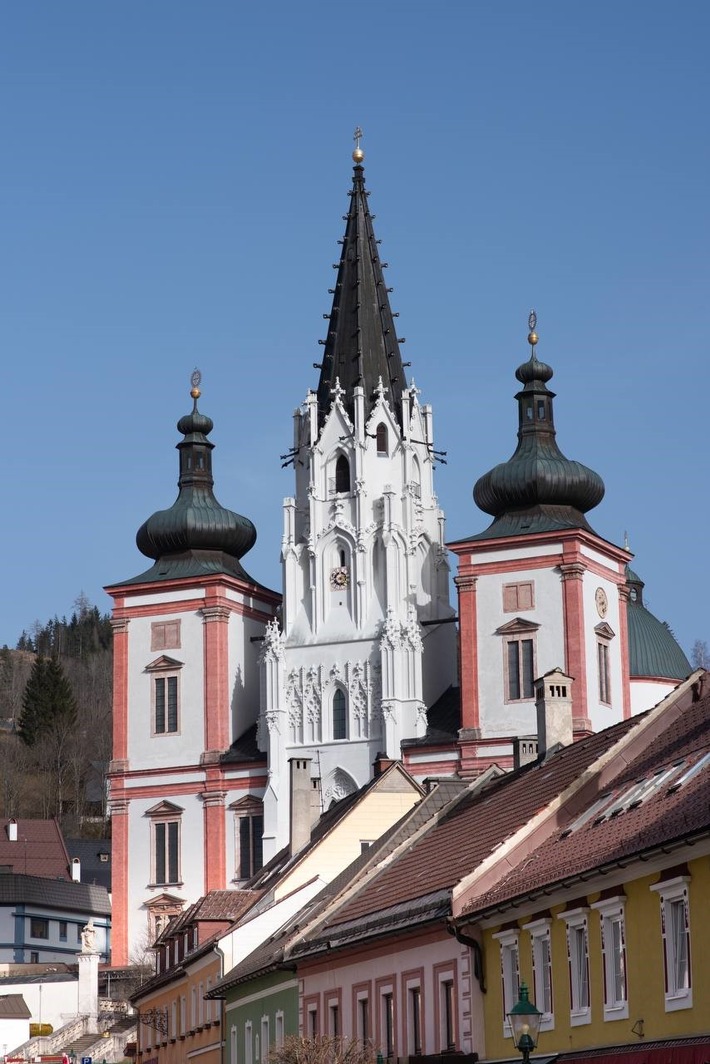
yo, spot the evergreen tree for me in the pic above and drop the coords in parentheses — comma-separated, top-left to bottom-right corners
(17, 656, 77, 746)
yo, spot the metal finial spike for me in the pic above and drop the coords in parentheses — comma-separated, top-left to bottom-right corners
(352, 126, 365, 164)
(190, 367, 202, 400)
(527, 310, 538, 349)
(624, 530, 630, 551)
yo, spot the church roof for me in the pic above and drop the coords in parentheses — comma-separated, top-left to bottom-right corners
(467, 314, 605, 541)
(315, 133, 407, 431)
(626, 566, 691, 680)
(116, 375, 261, 588)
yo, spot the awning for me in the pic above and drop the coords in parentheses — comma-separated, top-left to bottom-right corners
(556, 1037, 710, 1064)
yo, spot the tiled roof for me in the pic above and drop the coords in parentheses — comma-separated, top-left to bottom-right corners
(319, 717, 640, 930)
(0, 818, 70, 879)
(0, 993, 31, 1019)
(212, 777, 467, 992)
(65, 838, 112, 889)
(0, 873, 111, 915)
(464, 689, 710, 916)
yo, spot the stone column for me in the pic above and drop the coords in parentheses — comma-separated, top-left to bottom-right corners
(78, 951, 100, 1032)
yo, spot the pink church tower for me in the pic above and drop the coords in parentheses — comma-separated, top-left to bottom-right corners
(449, 314, 634, 774)
(105, 374, 279, 965)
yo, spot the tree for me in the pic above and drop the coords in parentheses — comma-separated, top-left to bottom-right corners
(691, 640, 709, 669)
(17, 656, 77, 746)
(269, 1037, 376, 1064)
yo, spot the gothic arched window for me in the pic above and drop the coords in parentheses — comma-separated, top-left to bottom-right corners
(376, 423, 388, 455)
(332, 689, 347, 740)
(335, 455, 350, 493)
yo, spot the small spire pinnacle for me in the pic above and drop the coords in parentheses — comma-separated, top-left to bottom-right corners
(624, 530, 630, 551)
(527, 310, 538, 350)
(352, 126, 364, 164)
(190, 367, 202, 401)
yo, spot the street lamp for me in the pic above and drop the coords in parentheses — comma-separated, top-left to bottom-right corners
(507, 983, 542, 1063)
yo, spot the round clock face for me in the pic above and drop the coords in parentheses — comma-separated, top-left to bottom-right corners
(330, 566, 349, 590)
(595, 587, 609, 618)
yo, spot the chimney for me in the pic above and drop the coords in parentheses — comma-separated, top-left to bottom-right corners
(536, 668, 574, 757)
(513, 736, 539, 770)
(373, 753, 395, 778)
(289, 758, 319, 857)
(7, 819, 18, 842)
(71, 857, 81, 882)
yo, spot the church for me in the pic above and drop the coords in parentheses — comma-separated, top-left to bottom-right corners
(105, 140, 690, 966)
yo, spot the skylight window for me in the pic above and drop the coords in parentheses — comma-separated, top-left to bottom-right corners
(561, 793, 613, 836)
(667, 751, 710, 792)
(595, 762, 685, 821)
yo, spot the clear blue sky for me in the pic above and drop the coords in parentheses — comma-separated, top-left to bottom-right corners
(1, 1, 707, 658)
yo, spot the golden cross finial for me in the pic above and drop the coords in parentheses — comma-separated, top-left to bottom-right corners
(190, 367, 202, 400)
(527, 310, 538, 349)
(352, 127, 364, 163)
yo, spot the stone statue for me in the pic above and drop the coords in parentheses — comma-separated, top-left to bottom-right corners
(81, 919, 96, 953)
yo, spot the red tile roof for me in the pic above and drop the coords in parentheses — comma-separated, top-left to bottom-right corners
(0, 818, 70, 880)
(321, 715, 640, 931)
(462, 688, 710, 916)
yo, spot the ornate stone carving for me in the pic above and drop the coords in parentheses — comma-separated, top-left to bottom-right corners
(259, 618, 285, 663)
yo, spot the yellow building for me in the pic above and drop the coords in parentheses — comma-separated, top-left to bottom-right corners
(453, 672, 710, 1063)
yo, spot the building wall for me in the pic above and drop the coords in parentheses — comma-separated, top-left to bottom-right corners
(298, 928, 482, 1059)
(225, 971, 299, 1064)
(0, 904, 109, 964)
(482, 849, 710, 1058)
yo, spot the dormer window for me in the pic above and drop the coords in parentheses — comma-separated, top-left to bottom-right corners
(335, 455, 350, 493)
(376, 423, 388, 455)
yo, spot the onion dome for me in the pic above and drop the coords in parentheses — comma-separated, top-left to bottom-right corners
(471, 313, 605, 540)
(125, 372, 258, 585)
(626, 566, 691, 680)
(315, 129, 407, 431)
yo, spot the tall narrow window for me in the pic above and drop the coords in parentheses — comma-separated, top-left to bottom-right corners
(357, 996, 369, 1047)
(598, 642, 611, 704)
(442, 980, 456, 1051)
(333, 689, 347, 740)
(245, 1022, 253, 1064)
(408, 986, 422, 1055)
(494, 929, 520, 1029)
(508, 638, 535, 700)
(147, 657, 183, 736)
(524, 919, 554, 1029)
(232, 797, 264, 881)
(559, 909, 591, 1025)
(382, 993, 394, 1058)
(376, 423, 388, 455)
(261, 1017, 269, 1063)
(154, 820, 179, 884)
(592, 897, 628, 1019)
(651, 876, 692, 1011)
(335, 455, 350, 493)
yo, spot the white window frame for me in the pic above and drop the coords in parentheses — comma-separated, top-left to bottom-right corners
(245, 1021, 253, 1064)
(650, 876, 692, 1011)
(558, 908, 591, 1026)
(274, 1011, 284, 1049)
(230, 1024, 238, 1064)
(523, 918, 554, 1031)
(493, 928, 520, 1034)
(591, 896, 628, 1020)
(260, 1016, 269, 1063)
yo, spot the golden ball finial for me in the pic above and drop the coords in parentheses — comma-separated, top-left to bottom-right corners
(190, 387, 201, 399)
(527, 309, 538, 348)
(352, 147, 365, 163)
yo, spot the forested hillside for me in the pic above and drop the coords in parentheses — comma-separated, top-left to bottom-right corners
(0, 594, 112, 834)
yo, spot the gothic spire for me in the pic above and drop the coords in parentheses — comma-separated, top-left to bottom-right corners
(315, 131, 407, 430)
(472, 313, 605, 539)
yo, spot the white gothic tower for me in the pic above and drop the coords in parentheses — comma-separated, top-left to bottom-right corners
(260, 143, 457, 856)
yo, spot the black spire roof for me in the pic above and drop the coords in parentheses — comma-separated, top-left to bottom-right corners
(315, 136, 407, 431)
(470, 314, 605, 540)
(122, 375, 258, 586)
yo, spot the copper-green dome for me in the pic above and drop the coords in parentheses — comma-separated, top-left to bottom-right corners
(470, 337, 605, 541)
(626, 567, 691, 680)
(123, 385, 258, 586)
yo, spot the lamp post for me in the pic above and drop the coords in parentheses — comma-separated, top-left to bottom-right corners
(507, 983, 542, 1064)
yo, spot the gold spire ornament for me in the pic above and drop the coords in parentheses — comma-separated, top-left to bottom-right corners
(190, 368, 202, 400)
(352, 126, 364, 164)
(527, 310, 538, 348)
